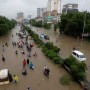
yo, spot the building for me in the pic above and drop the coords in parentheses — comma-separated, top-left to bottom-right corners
(37, 8, 43, 18)
(47, 0, 51, 16)
(62, 3, 78, 13)
(22, 19, 29, 24)
(35, 17, 42, 22)
(17, 12, 24, 22)
(57, 13, 61, 22)
(37, 8, 47, 18)
(17, 12, 24, 19)
(53, 0, 59, 12)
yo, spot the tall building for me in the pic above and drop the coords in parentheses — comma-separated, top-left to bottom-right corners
(62, 3, 78, 13)
(53, 0, 59, 12)
(42, 8, 47, 14)
(17, 12, 24, 19)
(37, 8, 42, 17)
(47, 0, 51, 16)
(37, 8, 47, 18)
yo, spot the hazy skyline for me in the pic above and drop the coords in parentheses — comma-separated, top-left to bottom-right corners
(0, 0, 89, 19)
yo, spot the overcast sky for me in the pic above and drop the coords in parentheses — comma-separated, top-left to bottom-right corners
(0, 0, 89, 19)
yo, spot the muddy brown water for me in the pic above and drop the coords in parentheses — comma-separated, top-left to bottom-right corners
(0, 26, 83, 90)
(33, 26, 90, 81)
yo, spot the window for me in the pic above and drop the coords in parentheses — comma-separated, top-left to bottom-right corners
(73, 52, 76, 56)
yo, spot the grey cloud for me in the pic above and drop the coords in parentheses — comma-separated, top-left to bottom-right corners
(0, 0, 90, 19)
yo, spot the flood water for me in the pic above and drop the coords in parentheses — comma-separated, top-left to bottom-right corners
(0, 25, 83, 90)
(32, 26, 90, 82)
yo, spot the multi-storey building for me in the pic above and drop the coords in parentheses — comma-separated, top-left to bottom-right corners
(62, 3, 78, 13)
(17, 12, 24, 20)
(16, 12, 24, 22)
(53, 0, 59, 12)
(37, 8, 47, 18)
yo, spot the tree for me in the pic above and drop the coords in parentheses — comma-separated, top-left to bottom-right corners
(0, 16, 16, 36)
(58, 12, 90, 39)
(54, 23, 58, 31)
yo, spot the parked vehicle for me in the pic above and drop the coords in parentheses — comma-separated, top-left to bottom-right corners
(72, 50, 86, 62)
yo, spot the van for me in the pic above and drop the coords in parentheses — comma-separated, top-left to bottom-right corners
(72, 50, 86, 61)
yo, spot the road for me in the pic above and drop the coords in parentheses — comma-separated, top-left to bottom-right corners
(0, 25, 82, 90)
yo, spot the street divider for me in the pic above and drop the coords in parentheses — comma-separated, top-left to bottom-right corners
(23, 25, 88, 90)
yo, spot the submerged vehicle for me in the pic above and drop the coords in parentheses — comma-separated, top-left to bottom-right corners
(0, 69, 12, 85)
(72, 50, 86, 62)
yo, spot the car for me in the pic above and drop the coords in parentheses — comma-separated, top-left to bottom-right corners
(0, 69, 10, 85)
(44, 35, 49, 40)
(72, 50, 86, 62)
(40, 34, 44, 39)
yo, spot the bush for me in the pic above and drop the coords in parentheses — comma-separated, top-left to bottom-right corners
(47, 50, 57, 59)
(43, 22, 52, 29)
(52, 56, 60, 64)
(45, 42, 60, 53)
(64, 56, 87, 81)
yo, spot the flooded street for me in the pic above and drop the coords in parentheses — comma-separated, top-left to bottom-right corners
(0, 25, 83, 90)
(32, 26, 90, 82)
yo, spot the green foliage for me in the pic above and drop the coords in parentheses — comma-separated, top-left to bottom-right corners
(36, 20, 42, 27)
(52, 56, 61, 64)
(60, 75, 72, 85)
(0, 16, 16, 36)
(64, 56, 87, 81)
(47, 50, 57, 59)
(54, 23, 58, 31)
(30, 19, 42, 27)
(45, 42, 60, 53)
(30, 19, 36, 26)
(59, 12, 90, 38)
(43, 22, 52, 29)
(0, 24, 9, 35)
(42, 42, 63, 65)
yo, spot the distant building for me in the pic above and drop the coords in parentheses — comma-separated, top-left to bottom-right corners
(47, 0, 51, 16)
(35, 17, 42, 22)
(57, 13, 61, 22)
(37, 8, 47, 18)
(37, 8, 42, 18)
(17, 12, 24, 19)
(17, 12, 24, 22)
(62, 3, 78, 13)
(22, 19, 29, 24)
(53, 0, 59, 12)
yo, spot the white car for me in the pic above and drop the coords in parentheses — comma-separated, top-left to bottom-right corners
(72, 50, 86, 62)
(0, 69, 10, 85)
(40, 34, 44, 39)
